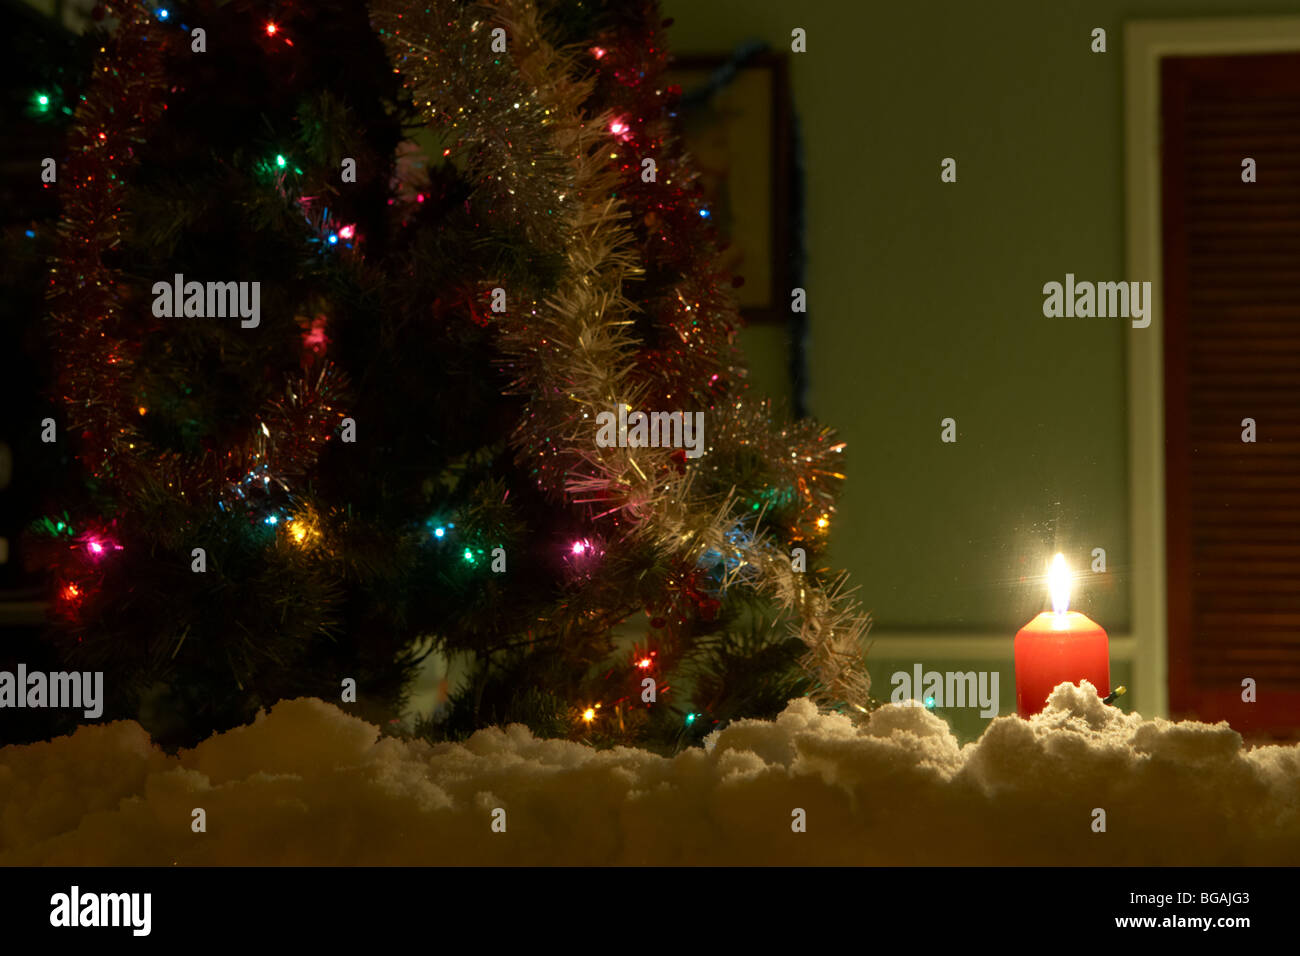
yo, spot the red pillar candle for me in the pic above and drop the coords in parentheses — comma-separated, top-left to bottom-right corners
(1014, 554, 1110, 716)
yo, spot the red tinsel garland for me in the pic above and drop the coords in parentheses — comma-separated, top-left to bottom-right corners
(45, 2, 347, 515)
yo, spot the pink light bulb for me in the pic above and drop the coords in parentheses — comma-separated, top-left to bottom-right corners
(83, 534, 120, 560)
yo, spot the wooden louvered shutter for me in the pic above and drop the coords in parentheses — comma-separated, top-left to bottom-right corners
(1161, 53, 1300, 740)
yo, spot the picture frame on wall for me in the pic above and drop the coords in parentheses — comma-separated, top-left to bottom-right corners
(668, 51, 794, 325)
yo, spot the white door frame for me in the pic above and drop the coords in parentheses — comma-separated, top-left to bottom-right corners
(1124, 16, 1300, 718)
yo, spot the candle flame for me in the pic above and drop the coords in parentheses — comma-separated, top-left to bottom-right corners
(1048, 553, 1071, 616)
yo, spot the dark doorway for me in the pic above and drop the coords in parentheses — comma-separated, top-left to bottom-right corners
(1161, 52, 1300, 739)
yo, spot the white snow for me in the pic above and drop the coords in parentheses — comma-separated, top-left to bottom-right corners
(2, 681, 1297, 864)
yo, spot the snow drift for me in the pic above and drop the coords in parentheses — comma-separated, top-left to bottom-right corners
(2, 682, 1297, 865)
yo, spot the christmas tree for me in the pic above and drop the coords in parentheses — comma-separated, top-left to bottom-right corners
(25, 0, 869, 752)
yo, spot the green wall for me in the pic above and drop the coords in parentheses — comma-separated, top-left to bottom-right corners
(666, 0, 1298, 641)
